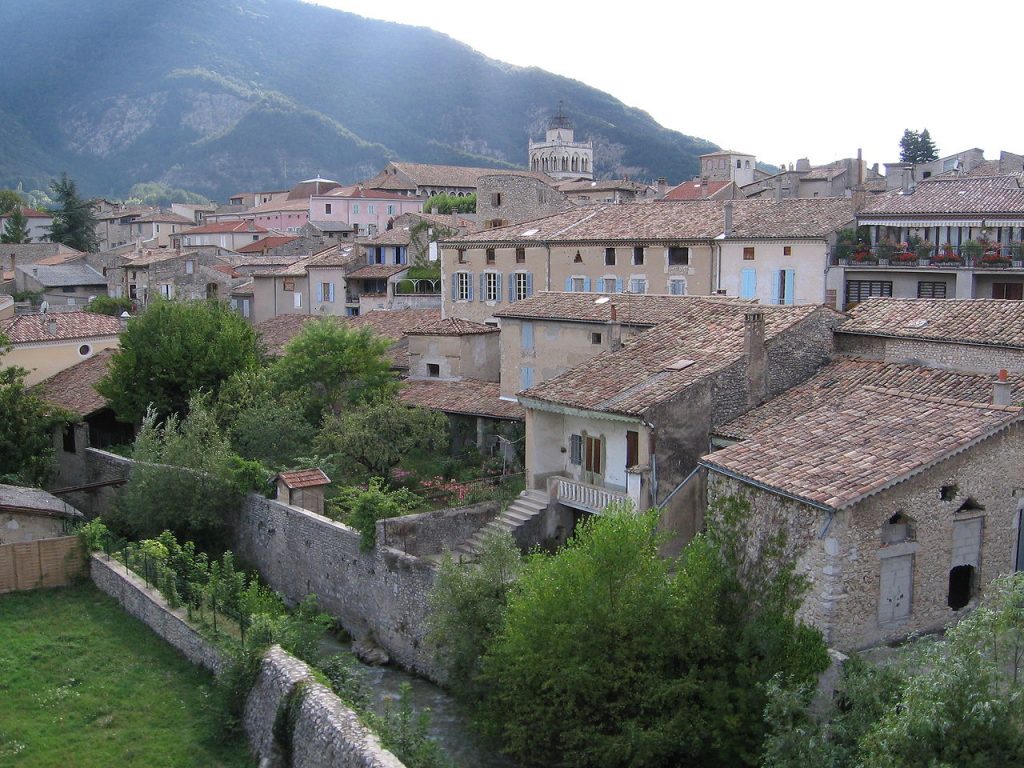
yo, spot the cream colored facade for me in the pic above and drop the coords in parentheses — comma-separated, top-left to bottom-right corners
(717, 239, 834, 305)
(442, 243, 713, 323)
(251, 273, 312, 325)
(2, 336, 119, 386)
(406, 332, 500, 382)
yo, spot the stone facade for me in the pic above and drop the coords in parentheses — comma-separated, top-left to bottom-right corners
(377, 502, 498, 557)
(475, 173, 572, 230)
(706, 422, 1024, 651)
(836, 332, 1024, 375)
(406, 331, 500, 382)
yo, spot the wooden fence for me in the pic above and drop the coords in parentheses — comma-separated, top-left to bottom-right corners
(0, 536, 86, 594)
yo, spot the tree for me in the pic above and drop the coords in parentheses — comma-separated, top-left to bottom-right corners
(314, 395, 448, 481)
(85, 295, 133, 316)
(0, 361, 70, 485)
(96, 300, 262, 423)
(106, 395, 264, 546)
(898, 128, 939, 164)
(475, 500, 828, 767)
(422, 193, 476, 215)
(1, 208, 31, 244)
(272, 319, 397, 424)
(46, 173, 99, 252)
(0, 189, 25, 216)
(327, 478, 422, 550)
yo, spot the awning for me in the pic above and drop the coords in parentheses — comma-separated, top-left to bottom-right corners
(858, 219, 983, 227)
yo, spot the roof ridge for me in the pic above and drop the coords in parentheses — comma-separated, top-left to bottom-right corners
(859, 384, 1022, 413)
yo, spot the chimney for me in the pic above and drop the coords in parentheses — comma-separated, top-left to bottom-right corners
(32, 266, 38, 277)
(607, 303, 622, 351)
(993, 369, 1013, 406)
(46, 317, 57, 335)
(723, 200, 734, 236)
(901, 171, 913, 194)
(656, 177, 667, 195)
(857, 148, 864, 186)
(431, 206, 439, 215)
(795, 158, 810, 172)
(775, 180, 784, 201)
(744, 311, 767, 407)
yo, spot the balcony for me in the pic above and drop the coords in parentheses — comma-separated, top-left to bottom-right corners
(552, 477, 630, 514)
(832, 244, 1024, 270)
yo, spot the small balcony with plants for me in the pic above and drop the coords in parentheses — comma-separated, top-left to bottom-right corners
(832, 238, 1023, 270)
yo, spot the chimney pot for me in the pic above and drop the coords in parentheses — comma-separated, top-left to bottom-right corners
(723, 200, 734, 236)
(993, 370, 1013, 406)
(607, 303, 622, 351)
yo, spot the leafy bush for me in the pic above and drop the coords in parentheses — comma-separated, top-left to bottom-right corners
(328, 478, 422, 550)
(85, 295, 133, 316)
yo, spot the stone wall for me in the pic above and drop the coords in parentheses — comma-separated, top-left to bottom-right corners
(377, 501, 498, 557)
(231, 495, 440, 679)
(91, 555, 407, 768)
(836, 332, 1024, 375)
(57, 448, 133, 518)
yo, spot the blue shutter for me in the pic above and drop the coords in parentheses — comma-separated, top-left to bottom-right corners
(526, 272, 534, 297)
(784, 269, 796, 305)
(316, 282, 323, 303)
(508, 273, 516, 303)
(451, 274, 458, 301)
(741, 268, 756, 299)
(521, 366, 534, 390)
(615, 278, 622, 293)
(480, 273, 486, 302)
(328, 283, 335, 302)
(596, 278, 605, 292)
(570, 434, 582, 465)
(521, 322, 534, 350)
(565, 277, 573, 291)
(771, 270, 781, 304)
(496, 272, 503, 302)
(467, 273, 474, 301)
(367, 249, 374, 265)
(583, 277, 591, 292)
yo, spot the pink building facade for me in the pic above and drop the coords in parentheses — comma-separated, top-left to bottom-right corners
(309, 188, 424, 237)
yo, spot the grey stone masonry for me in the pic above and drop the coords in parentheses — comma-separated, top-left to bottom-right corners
(377, 501, 498, 557)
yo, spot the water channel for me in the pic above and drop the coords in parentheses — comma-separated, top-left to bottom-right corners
(320, 636, 516, 768)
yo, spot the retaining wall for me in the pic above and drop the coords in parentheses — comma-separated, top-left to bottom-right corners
(90, 554, 406, 768)
(377, 501, 497, 557)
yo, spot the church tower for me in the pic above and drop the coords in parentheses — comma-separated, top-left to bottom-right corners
(528, 104, 594, 180)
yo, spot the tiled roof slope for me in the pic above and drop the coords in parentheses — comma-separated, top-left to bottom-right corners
(33, 349, 114, 416)
(406, 318, 497, 336)
(255, 309, 440, 361)
(278, 468, 330, 488)
(717, 357, 1024, 440)
(236, 236, 300, 253)
(859, 175, 1024, 216)
(702, 386, 1022, 511)
(16, 263, 106, 287)
(520, 302, 821, 416)
(0, 483, 82, 519)
(365, 163, 528, 190)
(255, 314, 317, 356)
(183, 220, 268, 235)
(1, 312, 121, 343)
(346, 264, 408, 279)
(839, 298, 1024, 349)
(662, 180, 730, 201)
(361, 228, 412, 246)
(495, 291, 753, 326)
(400, 379, 524, 420)
(446, 198, 853, 245)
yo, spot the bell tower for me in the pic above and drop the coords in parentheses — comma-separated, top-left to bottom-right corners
(528, 102, 594, 181)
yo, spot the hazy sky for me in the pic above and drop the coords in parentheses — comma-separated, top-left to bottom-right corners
(309, 0, 1022, 172)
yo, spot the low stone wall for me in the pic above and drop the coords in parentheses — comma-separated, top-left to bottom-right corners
(232, 495, 440, 680)
(90, 554, 225, 674)
(91, 554, 406, 768)
(60, 448, 133, 517)
(377, 501, 498, 557)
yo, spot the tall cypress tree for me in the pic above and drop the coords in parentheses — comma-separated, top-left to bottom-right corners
(918, 128, 938, 162)
(47, 173, 99, 252)
(899, 129, 921, 163)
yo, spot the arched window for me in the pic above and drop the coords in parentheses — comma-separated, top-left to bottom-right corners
(572, 155, 578, 171)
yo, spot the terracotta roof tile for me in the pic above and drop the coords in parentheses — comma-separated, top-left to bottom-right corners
(717, 357, 1024, 440)
(399, 379, 524, 420)
(182, 220, 268, 235)
(33, 349, 114, 417)
(839, 298, 1024, 349)
(703, 386, 1023, 510)
(1, 312, 121, 344)
(520, 302, 827, 415)
(361, 228, 412, 246)
(15, 263, 105, 287)
(346, 264, 409, 279)
(662, 181, 730, 201)
(236, 236, 300, 253)
(278, 468, 330, 488)
(495, 291, 753, 325)
(859, 174, 1024, 216)
(406, 318, 497, 336)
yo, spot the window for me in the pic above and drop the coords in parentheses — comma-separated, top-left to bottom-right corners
(845, 280, 892, 306)
(367, 204, 376, 215)
(511, 272, 533, 302)
(352, 203, 360, 215)
(387, 204, 395, 215)
(129, 284, 138, 300)
(597, 276, 620, 293)
(605, 247, 616, 266)
(783, 246, 792, 256)
(668, 246, 689, 266)
(917, 281, 947, 299)
(491, 192, 502, 207)
(453, 271, 472, 301)
(591, 332, 602, 345)
(482, 271, 501, 302)
(325, 203, 332, 215)
(283, 278, 295, 291)
(78, 344, 91, 357)
(457, 249, 467, 264)
(515, 247, 526, 264)
(736, 159, 742, 169)
(570, 277, 587, 292)
(630, 278, 647, 294)
(993, 282, 1024, 300)
(773, 269, 795, 305)
(318, 282, 335, 303)
(743, 247, 755, 260)
(520, 366, 534, 390)
(669, 278, 687, 296)
(626, 430, 639, 468)
(740, 268, 756, 299)
(293, 291, 302, 309)
(632, 246, 645, 265)
(62, 285, 75, 293)
(66, 297, 76, 305)
(369, 248, 384, 265)
(62, 425, 76, 453)
(185, 260, 195, 274)
(486, 248, 495, 264)
(160, 284, 173, 299)
(521, 321, 534, 351)
(584, 435, 602, 477)
(569, 434, 583, 465)
(427, 363, 440, 378)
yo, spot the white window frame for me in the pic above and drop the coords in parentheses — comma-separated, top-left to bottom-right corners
(484, 271, 500, 302)
(514, 272, 531, 301)
(456, 271, 471, 302)
(185, 260, 195, 275)
(294, 291, 302, 309)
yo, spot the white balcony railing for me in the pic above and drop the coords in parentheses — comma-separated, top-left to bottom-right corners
(555, 478, 629, 514)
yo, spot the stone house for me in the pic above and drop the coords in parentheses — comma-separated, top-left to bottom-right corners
(248, 245, 357, 325)
(476, 172, 572, 230)
(702, 372, 1024, 651)
(554, 178, 655, 205)
(831, 174, 1024, 305)
(2, 243, 84, 292)
(0, 311, 120, 385)
(362, 161, 510, 198)
(518, 300, 842, 545)
(94, 205, 159, 251)
(15, 262, 108, 309)
(125, 210, 196, 248)
(0, 206, 52, 242)
(0, 484, 83, 545)
(309, 186, 424, 237)
(103, 248, 247, 309)
(174, 219, 270, 250)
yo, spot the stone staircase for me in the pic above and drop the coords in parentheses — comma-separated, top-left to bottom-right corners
(453, 489, 550, 562)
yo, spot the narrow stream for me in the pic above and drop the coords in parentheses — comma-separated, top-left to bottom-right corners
(319, 636, 516, 768)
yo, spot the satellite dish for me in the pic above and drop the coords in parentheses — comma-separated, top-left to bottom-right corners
(594, 296, 611, 304)
(39, 300, 49, 314)
(120, 311, 130, 319)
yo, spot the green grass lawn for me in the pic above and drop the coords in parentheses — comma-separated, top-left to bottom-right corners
(0, 582, 254, 768)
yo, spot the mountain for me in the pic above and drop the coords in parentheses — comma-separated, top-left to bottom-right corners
(0, 0, 719, 201)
